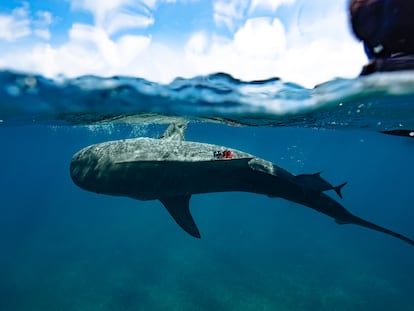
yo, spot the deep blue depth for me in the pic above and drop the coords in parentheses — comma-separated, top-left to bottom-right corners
(0, 123, 413, 310)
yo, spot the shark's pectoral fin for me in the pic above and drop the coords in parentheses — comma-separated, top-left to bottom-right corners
(160, 195, 201, 238)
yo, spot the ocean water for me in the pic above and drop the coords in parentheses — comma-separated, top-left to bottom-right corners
(1, 70, 414, 311)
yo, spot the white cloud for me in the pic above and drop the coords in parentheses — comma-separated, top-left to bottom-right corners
(0, 21, 151, 78)
(186, 32, 209, 55)
(275, 1, 366, 85)
(0, 0, 366, 88)
(214, 0, 296, 31)
(249, 0, 295, 13)
(105, 10, 154, 36)
(184, 18, 287, 82)
(69, 0, 193, 35)
(0, 4, 53, 42)
(70, 0, 154, 36)
(70, 0, 131, 21)
(184, 5, 365, 87)
(61, 23, 151, 74)
(34, 29, 51, 40)
(233, 17, 286, 58)
(35, 11, 53, 25)
(33, 11, 53, 40)
(0, 4, 31, 41)
(213, 0, 249, 31)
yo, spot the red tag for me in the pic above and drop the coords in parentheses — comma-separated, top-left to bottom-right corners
(213, 149, 233, 159)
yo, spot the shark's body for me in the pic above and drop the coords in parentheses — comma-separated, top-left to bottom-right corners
(70, 124, 414, 246)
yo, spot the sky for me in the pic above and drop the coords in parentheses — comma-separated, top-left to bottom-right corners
(0, 0, 367, 87)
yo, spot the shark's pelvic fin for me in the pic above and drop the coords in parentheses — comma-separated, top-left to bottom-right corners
(160, 195, 201, 238)
(160, 122, 188, 141)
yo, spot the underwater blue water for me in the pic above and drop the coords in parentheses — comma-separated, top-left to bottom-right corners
(1, 70, 414, 310)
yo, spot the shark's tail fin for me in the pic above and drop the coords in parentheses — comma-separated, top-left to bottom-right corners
(337, 214, 414, 247)
(334, 182, 347, 199)
(358, 216, 414, 246)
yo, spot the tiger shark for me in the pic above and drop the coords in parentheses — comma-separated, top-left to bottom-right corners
(70, 123, 414, 246)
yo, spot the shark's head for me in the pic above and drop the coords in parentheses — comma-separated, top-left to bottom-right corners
(70, 146, 101, 193)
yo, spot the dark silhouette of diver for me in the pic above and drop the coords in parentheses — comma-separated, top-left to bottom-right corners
(349, 0, 414, 75)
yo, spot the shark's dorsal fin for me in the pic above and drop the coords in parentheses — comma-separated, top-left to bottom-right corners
(160, 122, 188, 141)
(160, 195, 201, 238)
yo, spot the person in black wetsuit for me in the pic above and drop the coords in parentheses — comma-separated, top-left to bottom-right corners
(349, 0, 414, 75)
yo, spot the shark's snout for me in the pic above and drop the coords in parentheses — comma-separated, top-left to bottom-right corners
(70, 148, 99, 191)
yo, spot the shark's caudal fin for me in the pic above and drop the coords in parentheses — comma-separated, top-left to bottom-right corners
(336, 215, 414, 246)
(358, 216, 414, 246)
(160, 195, 201, 238)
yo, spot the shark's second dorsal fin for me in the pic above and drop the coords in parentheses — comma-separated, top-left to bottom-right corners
(160, 195, 201, 238)
(160, 122, 187, 141)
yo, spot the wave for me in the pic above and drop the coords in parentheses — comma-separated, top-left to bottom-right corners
(1, 70, 414, 131)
